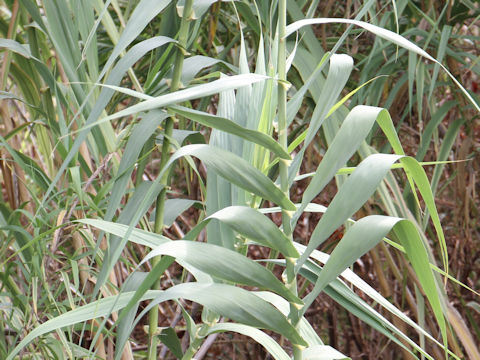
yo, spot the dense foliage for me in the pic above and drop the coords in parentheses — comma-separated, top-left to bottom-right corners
(0, 0, 479, 359)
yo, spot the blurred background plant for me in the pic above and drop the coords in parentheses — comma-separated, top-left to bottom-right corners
(0, 0, 478, 359)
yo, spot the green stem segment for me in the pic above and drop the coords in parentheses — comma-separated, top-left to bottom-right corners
(277, 0, 303, 359)
(278, 0, 291, 285)
(181, 324, 210, 360)
(148, 1, 194, 359)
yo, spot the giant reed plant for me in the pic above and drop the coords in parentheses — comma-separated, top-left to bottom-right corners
(1, 0, 479, 359)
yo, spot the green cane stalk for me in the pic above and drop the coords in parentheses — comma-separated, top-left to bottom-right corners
(277, 1, 303, 359)
(181, 323, 211, 360)
(148, 1, 194, 358)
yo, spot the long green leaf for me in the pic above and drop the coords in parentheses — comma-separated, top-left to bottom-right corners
(296, 154, 402, 270)
(6, 283, 306, 360)
(79, 219, 170, 248)
(288, 54, 353, 185)
(393, 220, 447, 346)
(99, 0, 172, 80)
(303, 345, 350, 360)
(143, 240, 302, 305)
(264, 256, 426, 359)
(295, 241, 450, 353)
(285, 18, 480, 112)
(294, 259, 434, 360)
(206, 206, 299, 257)
(169, 105, 290, 159)
(40, 36, 176, 217)
(295, 106, 386, 219)
(163, 145, 296, 211)
(299, 213, 446, 352)
(207, 323, 290, 360)
(82, 74, 268, 131)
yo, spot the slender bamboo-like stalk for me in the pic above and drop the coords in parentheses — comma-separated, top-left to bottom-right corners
(0, 0, 31, 213)
(277, 1, 303, 359)
(148, 1, 194, 359)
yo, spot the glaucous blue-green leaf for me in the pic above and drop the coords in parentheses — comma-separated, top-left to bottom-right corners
(207, 323, 290, 360)
(295, 106, 386, 220)
(285, 18, 479, 112)
(87, 74, 268, 129)
(206, 206, 299, 257)
(6, 283, 307, 360)
(303, 345, 350, 360)
(169, 105, 290, 159)
(296, 154, 402, 270)
(162, 145, 296, 211)
(143, 240, 302, 305)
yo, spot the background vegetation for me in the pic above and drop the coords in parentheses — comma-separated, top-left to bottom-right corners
(0, 0, 479, 359)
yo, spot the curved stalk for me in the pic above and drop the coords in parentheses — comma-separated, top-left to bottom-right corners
(148, 1, 194, 359)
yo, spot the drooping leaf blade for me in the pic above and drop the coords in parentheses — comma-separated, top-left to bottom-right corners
(6, 283, 307, 360)
(143, 240, 302, 305)
(163, 145, 296, 211)
(169, 105, 290, 160)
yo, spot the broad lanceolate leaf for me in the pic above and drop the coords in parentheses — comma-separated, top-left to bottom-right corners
(285, 18, 479, 112)
(82, 218, 301, 306)
(392, 220, 447, 346)
(296, 98, 448, 271)
(143, 283, 307, 346)
(296, 154, 402, 270)
(297, 260, 433, 360)
(99, 0, 172, 80)
(143, 240, 302, 305)
(297, 241, 449, 354)
(169, 105, 290, 159)
(299, 214, 446, 352)
(105, 110, 169, 222)
(295, 106, 386, 220)
(398, 157, 448, 273)
(42, 36, 176, 216)
(297, 147, 448, 275)
(207, 323, 290, 360)
(303, 345, 350, 360)
(86, 74, 268, 130)
(79, 219, 169, 248)
(207, 206, 299, 257)
(6, 283, 306, 360)
(163, 145, 296, 211)
(288, 54, 353, 186)
(303, 216, 402, 306)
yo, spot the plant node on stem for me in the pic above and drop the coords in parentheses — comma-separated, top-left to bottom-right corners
(148, 0, 194, 359)
(277, 0, 302, 359)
